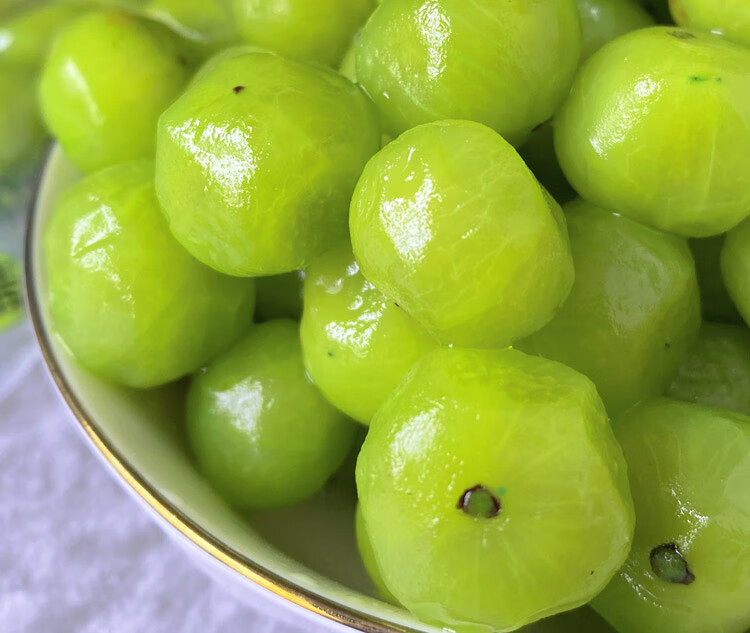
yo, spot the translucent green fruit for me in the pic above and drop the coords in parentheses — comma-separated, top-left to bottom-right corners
(520, 199, 701, 414)
(556, 27, 750, 237)
(350, 120, 575, 349)
(357, 347, 634, 633)
(43, 161, 256, 389)
(156, 49, 380, 277)
(670, 0, 750, 49)
(593, 399, 750, 633)
(300, 242, 436, 425)
(354, 504, 399, 605)
(722, 218, 750, 327)
(147, 0, 239, 56)
(232, 0, 374, 67)
(355, 0, 582, 145)
(254, 271, 304, 322)
(39, 10, 192, 173)
(667, 323, 750, 415)
(576, 0, 653, 60)
(690, 236, 743, 324)
(0, 67, 46, 173)
(187, 319, 357, 511)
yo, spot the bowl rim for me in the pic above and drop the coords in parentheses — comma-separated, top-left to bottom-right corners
(23, 147, 415, 633)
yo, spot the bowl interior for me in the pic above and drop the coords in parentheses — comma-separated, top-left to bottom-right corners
(28, 147, 616, 633)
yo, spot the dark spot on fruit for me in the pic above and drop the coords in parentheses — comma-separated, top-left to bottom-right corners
(394, 301, 400, 308)
(670, 30, 696, 40)
(715, 77, 723, 83)
(327, 350, 335, 358)
(590, 570, 595, 576)
(233, 85, 245, 94)
(689, 76, 708, 83)
(457, 485, 501, 519)
(177, 55, 188, 67)
(664, 342, 672, 350)
(650, 543, 695, 585)
(532, 117, 553, 133)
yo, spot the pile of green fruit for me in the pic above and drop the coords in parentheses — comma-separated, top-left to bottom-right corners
(9, 0, 750, 631)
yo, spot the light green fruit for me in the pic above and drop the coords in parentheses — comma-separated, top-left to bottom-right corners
(354, 504, 399, 605)
(0, 67, 46, 173)
(576, 0, 653, 60)
(39, 10, 191, 173)
(300, 242, 436, 425)
(187, 319, 357, 511)
(254, 271, 304, 321)
(667, 322, 750, 415)
(358, 347, 634, 632)
(690, 235, 743, 324)
(593, 399, 750, 633)
(556, 26, 750, 237)
(722, 218, 750, 327)
(355, 0, 582, 145)
(520, 199, 701, 414)
(670, 0, 750, 49)
(231, 0, 375, 67)
(350, 120, 574, 349)
(156, 49, 380, 277)
(43, 161, 256, 388)
(519, 123, 577, 205)
(0, 3, 83, 68)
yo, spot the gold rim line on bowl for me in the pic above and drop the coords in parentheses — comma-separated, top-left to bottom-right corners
(23, 147, 415, 633)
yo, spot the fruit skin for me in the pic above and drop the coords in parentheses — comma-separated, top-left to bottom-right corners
(722, 217, 750, 327)
(357, 346, 634, 633)
(232, 0, 375, 67)
(354, 503, 399, 605)
(254, 271, 304, 322)
(186, 319, 357, 511)
(576, 0, 653, 60)
(555, 26, 750, 238)
(690, 236, 743, 324)
(38, 10, 192, 173)
(519, 199, 701, 414)
(667, 322, 750, 415)
(300, 242, 436, 425)
(43, 161, 256, 388)
(592, 398, 750, 633)
(670, 0, 750, 49)
(350, 120, 574, 349)
(0, 67, 46, 174)
(156, 49, 380, 277)
(355, 0, 582, 145)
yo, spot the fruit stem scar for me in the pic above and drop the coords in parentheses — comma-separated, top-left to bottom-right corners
(233, 85, 245, 94)
(457, 485, 501, 519)
(650, 543, 695, 585)
(670, 30, 696, 40)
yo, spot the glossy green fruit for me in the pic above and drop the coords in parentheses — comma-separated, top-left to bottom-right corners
(576, 0, 653, 60)
(520, 199, 700, 414)
(593, 399, 750, 633)
(43, 161, 256, 388)
(350, 120, 574, 349)
(0, 3, 82, 68)
(556, 26, 750, 237)
(300, 242, 436, 425)
(722, 218, 750, 327)
(0, 67, 46, 173)
(355, 0, 582, 145)
(254, 271, 304, 322)
(354, 504, 399, 605)
(357, 347, 634, 632)
(690, 236, 743, 324)
(667, 322, 750, 415)
(232, 0, 374, 67)
(156, 49, 380, 277)
(39, 10, 192, 173)
(518, 123, 577, 205)
(147, 0, 239, 56)
(187, 319, 357, 510)
(670, 0, 750, 49)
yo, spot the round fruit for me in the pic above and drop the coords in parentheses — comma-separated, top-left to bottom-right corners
(355, 0, 582, 145)
(357, 346, 634, 632)
(300, 242, 436, 424)
(520, 199, 701, 414)
(593, 398, 750, 633)
(254, 271, 304, 322)
(667, 322, 750, 415)
(350, 120, 574, 348)
(187, 319, 357, 510)
(232, 0, 375, 67)
(690, 236, 743, 324)
(156, 48, 380, 277)
(555, 26, 750, 237)
(670, 0, 750, 49)
(576, 0, 653, 60)
(722, 217, 750, 327)
(43, 161, 256, 388)
(39, 10, 192, 173)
